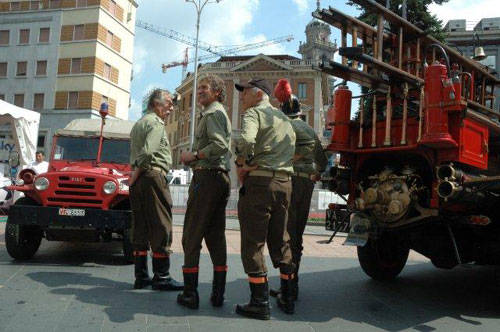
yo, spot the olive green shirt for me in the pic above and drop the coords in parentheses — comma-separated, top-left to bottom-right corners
(191, 101, 232, 171)
(130, 110, 172, 172)
(290, 117, 328, 175)
(236, 100, 295, 173)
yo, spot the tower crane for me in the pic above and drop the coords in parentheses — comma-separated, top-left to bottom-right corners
(162, 35, 294, 80)
(136, 18, 294, 81)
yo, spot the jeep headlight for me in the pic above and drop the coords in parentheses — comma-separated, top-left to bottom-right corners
(34, 177, 49, 191)
(103, 181, 117, 194)
(118, 178, 129, 192)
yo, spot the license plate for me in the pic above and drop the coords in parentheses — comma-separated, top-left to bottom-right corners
(58, 208, 85, 217)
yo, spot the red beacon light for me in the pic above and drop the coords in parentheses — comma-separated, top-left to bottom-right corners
(99, 102, 109, 119)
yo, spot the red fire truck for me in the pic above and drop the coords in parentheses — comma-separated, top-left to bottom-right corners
(319, 1, 500, 280)
(5, 111, 134, 262)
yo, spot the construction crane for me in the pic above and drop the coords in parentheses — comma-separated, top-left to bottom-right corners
(136, 19, 224, 56)
(162, 48, 190, 79)
(162, 35, 295, 80)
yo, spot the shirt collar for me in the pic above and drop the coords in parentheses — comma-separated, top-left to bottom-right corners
(201, 101, 222, 116)
(147, 109, 165, 125)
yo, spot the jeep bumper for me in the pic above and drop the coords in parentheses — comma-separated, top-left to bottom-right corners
(8, 205, 131, 230)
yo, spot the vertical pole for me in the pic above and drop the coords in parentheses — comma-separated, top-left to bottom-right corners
(416, 38, 421, 78)
(398, 27, 403, 70)
(371, 95, 377, 147)
(358, 96, 364, 148)
(352, 27, 358, 69)
(189, 10, 201, 151)
(341, 28, 348, 66)
(401, 83, 408, 145)
(383, 87, 392, 146)
(418, 86, 424, 142)
(377, 15, 384, 61)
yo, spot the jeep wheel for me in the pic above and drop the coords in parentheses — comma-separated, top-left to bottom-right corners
(357, 236, 409, 281)
(122, 228, 134, 264)
(6, 197, 42, 260)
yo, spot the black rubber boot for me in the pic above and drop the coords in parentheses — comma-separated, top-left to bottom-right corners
(210, 267, 227, 307)
(151, 255, 184, 291)
(271, 264, 299, 300)
(277, 275, 295, 314)
(133, 253, 151, 289)
(235, 277, 270, 320)
(177, 268, 199, 309)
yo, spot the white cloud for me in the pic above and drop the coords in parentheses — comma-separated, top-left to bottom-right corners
(128, 98, 142, 121)
(293, 0, 309, 14)
(132, 45, 148, 78)
(429, 0, 498, 28)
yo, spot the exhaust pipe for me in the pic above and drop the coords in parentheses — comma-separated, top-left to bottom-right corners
(437, 180, 463, 199)
(436, 164, 465, 181)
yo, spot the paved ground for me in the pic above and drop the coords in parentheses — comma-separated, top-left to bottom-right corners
(2, 221, 500, 331)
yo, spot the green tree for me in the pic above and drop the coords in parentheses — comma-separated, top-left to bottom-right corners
(347, 0, 448, 42)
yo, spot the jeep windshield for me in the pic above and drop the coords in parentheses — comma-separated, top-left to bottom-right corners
(53, 137, 130, 164)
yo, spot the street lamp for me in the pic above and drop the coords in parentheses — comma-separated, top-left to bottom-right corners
(185, 0, 222, 151)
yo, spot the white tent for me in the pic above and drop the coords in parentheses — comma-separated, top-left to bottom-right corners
(0, 99, 40, 167)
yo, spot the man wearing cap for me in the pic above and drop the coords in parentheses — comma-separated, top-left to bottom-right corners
(234, 78, 297, 319)
(270, 79, 328, 301)
(177, 74, 232, 309)
(129, 89, 183, 291)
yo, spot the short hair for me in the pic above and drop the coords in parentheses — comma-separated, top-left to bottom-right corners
(36, 151, 44, 156)
(147, 89, 172, 110)
(199, 74, 226, 103)
(251, 87, 269, 101)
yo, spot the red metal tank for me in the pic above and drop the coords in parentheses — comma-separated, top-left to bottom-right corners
(420, 62, 457, 147)
(330, 85, 352, 151)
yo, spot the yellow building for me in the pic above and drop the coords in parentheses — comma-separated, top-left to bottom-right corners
(0, 0, 137, 153)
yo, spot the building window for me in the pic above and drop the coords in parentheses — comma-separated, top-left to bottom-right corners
(109, 0, 117, 16)
(103, 63, 111, 80)
(0, 62, 6, 77)
(10, 2, 20, 10)
(74, 25, 84, 40)
(16, 61, 27, 76)
(68, 92, 79, 108)
(36, 60, 47, 76)
(106, 30, 113, 47)
(71, 58, 81, 74)
(30, 1, 40, 9)
(37, 135, 45, 149)
(298, 83, 307, 99)
(14, 94, 24, 107)
(39, 28, 50, 43)
(50, 0, 61, 9)
(76, 0, 87, 7)
(0, 94, 4, 101)
(0, 30, 9, 45)
(19, 29, 30, 44)
(33, 93, 44, 110)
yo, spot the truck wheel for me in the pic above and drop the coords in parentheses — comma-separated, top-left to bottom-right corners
(357, 237, 409, 281)
(6, 197, 42, 260)
(122, 228, 134, 264)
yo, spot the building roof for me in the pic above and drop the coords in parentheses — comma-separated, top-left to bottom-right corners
(216, 54, 300, 62)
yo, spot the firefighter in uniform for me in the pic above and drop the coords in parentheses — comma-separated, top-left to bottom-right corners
(177, 74, 232, 309)
(270, 79, 328, 301)
(234, 78, 297, 320)
(129, 89, 183, 291)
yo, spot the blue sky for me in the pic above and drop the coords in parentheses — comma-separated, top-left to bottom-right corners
(129, 0, 494, 120)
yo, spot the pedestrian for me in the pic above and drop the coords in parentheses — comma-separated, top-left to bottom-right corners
(129, 89, 183, 291)
(270, 79, 328, 301)
(234, 78, 297, 320)
(177, 74, 232, 309)
(26, 151, 49, 174)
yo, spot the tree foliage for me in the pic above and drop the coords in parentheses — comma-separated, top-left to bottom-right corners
(347, 0, 449, 42)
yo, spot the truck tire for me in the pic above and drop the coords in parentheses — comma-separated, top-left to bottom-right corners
(357, 237, 409, 281)
(5, 197, 43, 260)
(122, 228, 134, 264)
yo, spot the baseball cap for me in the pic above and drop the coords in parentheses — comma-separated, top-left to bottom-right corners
(235, 78, 272, 96)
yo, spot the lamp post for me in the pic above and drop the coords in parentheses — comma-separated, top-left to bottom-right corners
(185, 0, 222, 151)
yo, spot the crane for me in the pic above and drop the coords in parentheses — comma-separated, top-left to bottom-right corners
(136, 19, 224, 56)
(162, 35, 294, 80)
